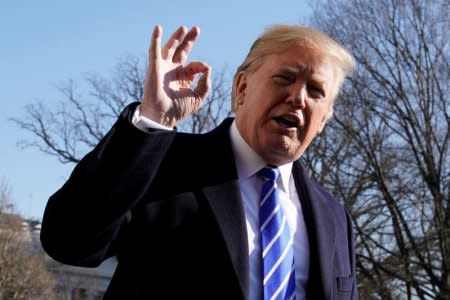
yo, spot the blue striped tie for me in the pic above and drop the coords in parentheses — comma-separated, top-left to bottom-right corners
(258, 166, 295, 300)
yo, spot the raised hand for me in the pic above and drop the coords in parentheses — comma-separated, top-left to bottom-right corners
(141, 25, 212, 128)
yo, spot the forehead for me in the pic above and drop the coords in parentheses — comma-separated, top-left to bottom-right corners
(258, 43, 335, 80)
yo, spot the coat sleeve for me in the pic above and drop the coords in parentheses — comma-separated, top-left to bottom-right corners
(40, 102, 176, 267)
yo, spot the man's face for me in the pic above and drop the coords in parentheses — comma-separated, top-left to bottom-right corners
(234, 43, 336, 166)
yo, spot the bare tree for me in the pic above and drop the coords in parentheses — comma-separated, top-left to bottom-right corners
(305, 0, 450, 299)
(12, 55, 232, 164)
(0, 181, 56, 300)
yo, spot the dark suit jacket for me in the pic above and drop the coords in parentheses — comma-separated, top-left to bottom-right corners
(41, 103, 358, 299)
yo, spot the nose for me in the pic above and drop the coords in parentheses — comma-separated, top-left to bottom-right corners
(287, 84, 306, 108)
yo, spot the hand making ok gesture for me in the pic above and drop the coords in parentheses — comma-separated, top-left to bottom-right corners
(141, 25, 212, 128)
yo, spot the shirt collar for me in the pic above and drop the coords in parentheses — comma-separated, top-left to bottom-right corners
(229, 121, 293, 192)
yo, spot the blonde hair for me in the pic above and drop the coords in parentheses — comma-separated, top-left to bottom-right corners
(231, 25, 356, 112)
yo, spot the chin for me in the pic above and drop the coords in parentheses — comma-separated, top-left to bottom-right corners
(257, 135, 301, 164)
(264, 155, 296, 166)
(262, 148, 301, 166)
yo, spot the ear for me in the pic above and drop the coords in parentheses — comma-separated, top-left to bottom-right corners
(234, 71, 247, 105)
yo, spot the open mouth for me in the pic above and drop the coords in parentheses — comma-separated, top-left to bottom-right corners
(274, 115, 300, 128)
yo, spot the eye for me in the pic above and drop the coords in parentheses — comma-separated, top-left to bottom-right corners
(273, 74, 295, 84)
(307, 84, 325, 98)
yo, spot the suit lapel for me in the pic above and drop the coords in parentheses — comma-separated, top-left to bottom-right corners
(202, 181, 249, 298)
(196, 119, 249, 299)
(292, 161, 336, 299)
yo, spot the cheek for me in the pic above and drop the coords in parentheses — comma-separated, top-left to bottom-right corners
(307, 105, 327, 125)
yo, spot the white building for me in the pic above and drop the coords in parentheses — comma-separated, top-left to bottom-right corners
(9, 216, 117, 300)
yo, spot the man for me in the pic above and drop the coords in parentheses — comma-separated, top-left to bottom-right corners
(41, 24, 357, 299)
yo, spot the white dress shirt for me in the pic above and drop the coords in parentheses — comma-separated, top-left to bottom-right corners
(132, 107, 310, 299)
(229, 122, 309, 300)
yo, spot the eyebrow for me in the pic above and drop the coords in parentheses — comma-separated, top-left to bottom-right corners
(277, 65, 308, 74)
(309, 77, 326, 87)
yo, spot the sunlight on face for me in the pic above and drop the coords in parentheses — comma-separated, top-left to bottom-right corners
(234, 43, 335, 165)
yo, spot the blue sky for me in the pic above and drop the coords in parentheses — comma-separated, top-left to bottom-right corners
(0, 1, 312, 219)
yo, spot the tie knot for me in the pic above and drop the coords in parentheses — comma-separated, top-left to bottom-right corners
(258, 166, 280, 183)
